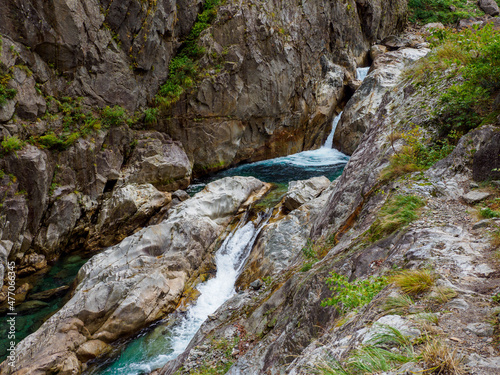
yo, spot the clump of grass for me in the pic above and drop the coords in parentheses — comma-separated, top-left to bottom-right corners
(390, 269, 436, 296)
(414, 312, 439, 325)
(491, 228, 500, 248)
(368, 194, 425, 242)
(428, 286, 457, 305)
(317, 325, 418, 375)
(383, 293, 414, 315)
(143, 107, 159, 125)
(1, 135, 24, 154)
(322, 273, 387, 314)
(421, 339, 465, 374)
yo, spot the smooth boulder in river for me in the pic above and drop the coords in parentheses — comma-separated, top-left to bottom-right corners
(0, 176, 269, 375)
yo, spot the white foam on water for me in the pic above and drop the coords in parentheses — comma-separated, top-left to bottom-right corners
(98, 217, 267, 375)
(356, 66, 370, 81)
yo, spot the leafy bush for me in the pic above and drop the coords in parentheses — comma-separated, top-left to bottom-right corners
(409, 24, 500, 138)
(102, 105, 126, 127)
(368, 195, 425, 242)
(0, 85, 16, 108)
(37, 132, 66, 150)
(143, 107, 159, 125)
(1, 136, 24, 153)
(321, 273, 387, 314)
(479, 207, 500, 219)
(408, 0, 484, 24)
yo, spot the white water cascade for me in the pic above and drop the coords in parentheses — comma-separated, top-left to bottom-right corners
(356, 66, 370, 81)
(95, 211, 270, 375)
(93, 65, 371, 375)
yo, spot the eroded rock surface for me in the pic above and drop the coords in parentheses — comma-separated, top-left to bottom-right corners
(1, 176, 268, 375)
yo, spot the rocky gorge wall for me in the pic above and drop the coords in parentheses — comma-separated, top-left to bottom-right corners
(0, 0, 408, 308)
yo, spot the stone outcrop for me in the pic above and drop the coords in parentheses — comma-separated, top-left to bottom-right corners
(1, 176, 269, 375)
(0, 0, 201, 110)
(478, 0, 500, 16)
(157, 0, 408, 173)
(0, 127, 192, 295)
(333, 45, 429, 155)
(155, 41, 500, 375)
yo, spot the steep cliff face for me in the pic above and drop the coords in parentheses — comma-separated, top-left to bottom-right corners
(152, 37, 500, 375)
(0, 0, 201, 110)
(0, 0, 408, 299)
(158, 0, 408, 173)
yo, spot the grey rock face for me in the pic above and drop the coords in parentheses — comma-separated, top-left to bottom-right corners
(159, 0, 407, 173)
(478, 0, 500, 16)
(0, 0, 201, 110)
(123, 131, 192, 192)
(473, 131, 500, 181)
(2, 176, 268, 375)
(333, 47, 429, 155)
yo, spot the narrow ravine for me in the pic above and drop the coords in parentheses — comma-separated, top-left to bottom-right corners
(87, 66, 369, 375)
(88, 211, 271, 375)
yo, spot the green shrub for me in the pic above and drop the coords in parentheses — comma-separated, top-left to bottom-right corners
(409, 24, 500, 138)
(368, 195, 425, 242)
(155, 0, 221, 107)
(321, 273, 387, 314)
(38, 132, 67, 150)
(1, 136, 24, 153)
(479, 207, 500, 219)
(143, 107, 159, 125)
(0, 85, 16, 108)
(408, 0, 484, 24)
(102, 105, 126, 127)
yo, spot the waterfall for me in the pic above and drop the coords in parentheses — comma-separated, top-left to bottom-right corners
(323, 112, 342, 149)
(94, 211, 270, 375)
(356, 66, 370, 81)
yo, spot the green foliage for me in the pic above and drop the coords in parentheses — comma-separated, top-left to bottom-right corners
(143, 107, 159, 125)
(102, 105, 126, 127)
(409, 24, 500, 138)
(321, 273, 387, 314)
(368, 195, 425, 242)
(1, 136, 24, 154)
(0, 63, 16, 108)
(302, 239, 318, 260)
(479, 207, 500, 219)
(408, 0, 484, 24)
(155, 0, 221, 108)
(381, 127, 455, 182)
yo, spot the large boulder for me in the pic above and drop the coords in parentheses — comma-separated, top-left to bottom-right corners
(283, 176, 331, 211)
(122, 131, 192, 192)
(1, 176, 268, 375)
(478, 0, 500, 16)
(333, 47, 430, 155)
(89, 183, 171, 248)
(472, 130, 500, 181)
